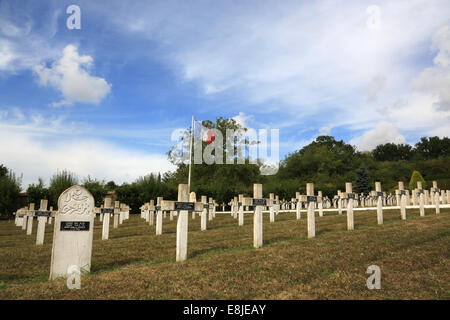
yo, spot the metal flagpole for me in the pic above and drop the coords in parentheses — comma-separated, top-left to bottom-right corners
(188, 115, 194, 192)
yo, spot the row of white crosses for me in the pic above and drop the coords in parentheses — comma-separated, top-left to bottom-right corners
(14, 200, 57, 245)
(99, 199, 130, 240)
(139, 192, 217, 239)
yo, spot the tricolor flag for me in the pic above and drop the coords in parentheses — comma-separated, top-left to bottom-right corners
(193, 119, 215, 144)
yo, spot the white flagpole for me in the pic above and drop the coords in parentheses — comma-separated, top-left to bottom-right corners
(188, 115, 194, 192)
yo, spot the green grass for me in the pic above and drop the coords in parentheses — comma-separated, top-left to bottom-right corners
(0, 207, 449, 299)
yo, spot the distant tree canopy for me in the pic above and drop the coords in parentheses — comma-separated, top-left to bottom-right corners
(414, 136, 450, 160)
(0, 165, 22, 218)
(0, 120, 449, 218)
(372, 136, 450, 161)
(27, 178, 49, 206)
(372, 143, 413, 161)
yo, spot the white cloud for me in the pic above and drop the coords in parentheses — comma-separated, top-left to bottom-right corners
(33, 45, 111, 107)
(352, 121, 405, 151)
(0, 110, 175, 190)
(366, 76, 386, 103)
(411, 25, 450, 111)
(232, 112, 254, 128)
(0, 39, 15, 70)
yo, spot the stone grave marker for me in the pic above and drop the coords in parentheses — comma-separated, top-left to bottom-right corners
(35, 199, 52, 245)
(396, 181, 407, 220)
(344, 183, 354, 230)
(238, 194, 245, 226)
(49, 185, 95, 280)
(156, 197, 163, 235)
(176, 184, 190, 262)
(201, 195, 208, 231)
(101, 198, 113, 240)
(375, 182, 383, 225)
(253, 184, 265, 249)
(26, 203, 36, 236)
(432, 181, 440, 214)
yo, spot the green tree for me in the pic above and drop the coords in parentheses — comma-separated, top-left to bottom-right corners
(0, 165, 22, 218)
(27, 178, 50, 205)
(83, 177, 107, 207)
(414, 136, 450, 159)
(372, 143, 413, 161)
(105, 181, 117, 191)
(353, 166, 371, 195)
(49, 170, 78, 208)
(408, 170, 427, 190)
(166, 117, 261, 203)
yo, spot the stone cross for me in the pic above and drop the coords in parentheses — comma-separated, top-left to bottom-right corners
(26, 203, 35, 235)
(337, 190, 343, 215)
(238, 194, 245, 226)
(35, 199, 51, 245)
(318, 191, 324, 217)
(101, 198, 113, 240)
(253, 184, 264, 249)
(295, 192, 301, 220)
(113, 201, 120, 229)
(119, 203, 125, 224)
(233, 196, 238, 219)
(48, 206, 54, 224)
(49, 185, 95, 280)
(306, 183, 316, 238)
(375, 182, 383, 225)
(432, 181, 440, 214)
(190, 192, 197, 219)
(269, 193, 275, 223)
(201, 195, 208, 231)
(176, 184, 190, 262)
(274, 195, 279, 215)
(156, 197, 163, 235)
(344, 183, 354, 230)
(416, 181, 425, 216)
(396, 181, 407, 220)
(208, 197, 215, 221)
(148, 200, 155, 226)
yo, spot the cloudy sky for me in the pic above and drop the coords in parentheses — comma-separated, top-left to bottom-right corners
(0, 0, 449, 189)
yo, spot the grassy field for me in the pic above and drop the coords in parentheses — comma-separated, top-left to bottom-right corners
(0, 207, 449, 299)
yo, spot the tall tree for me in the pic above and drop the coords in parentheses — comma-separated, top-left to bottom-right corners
(27, 178, 49, 205)
(83, 177, 107, 207)
(0, 165, 22, 218)
(353, 166, 371, 195)
(49, 170, 78, 208)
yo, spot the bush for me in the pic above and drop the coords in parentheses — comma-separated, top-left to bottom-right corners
(409, 170, 427, 190)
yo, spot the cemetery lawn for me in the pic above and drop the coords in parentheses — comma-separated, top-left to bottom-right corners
(0, 208, 449, 300)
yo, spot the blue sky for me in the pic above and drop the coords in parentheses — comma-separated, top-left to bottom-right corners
(0, 0, 449, 189)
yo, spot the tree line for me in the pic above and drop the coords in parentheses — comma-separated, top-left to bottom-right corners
(1, 117, 449, 218)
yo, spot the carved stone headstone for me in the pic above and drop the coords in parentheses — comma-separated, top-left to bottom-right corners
(49, 185, 95, 280)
